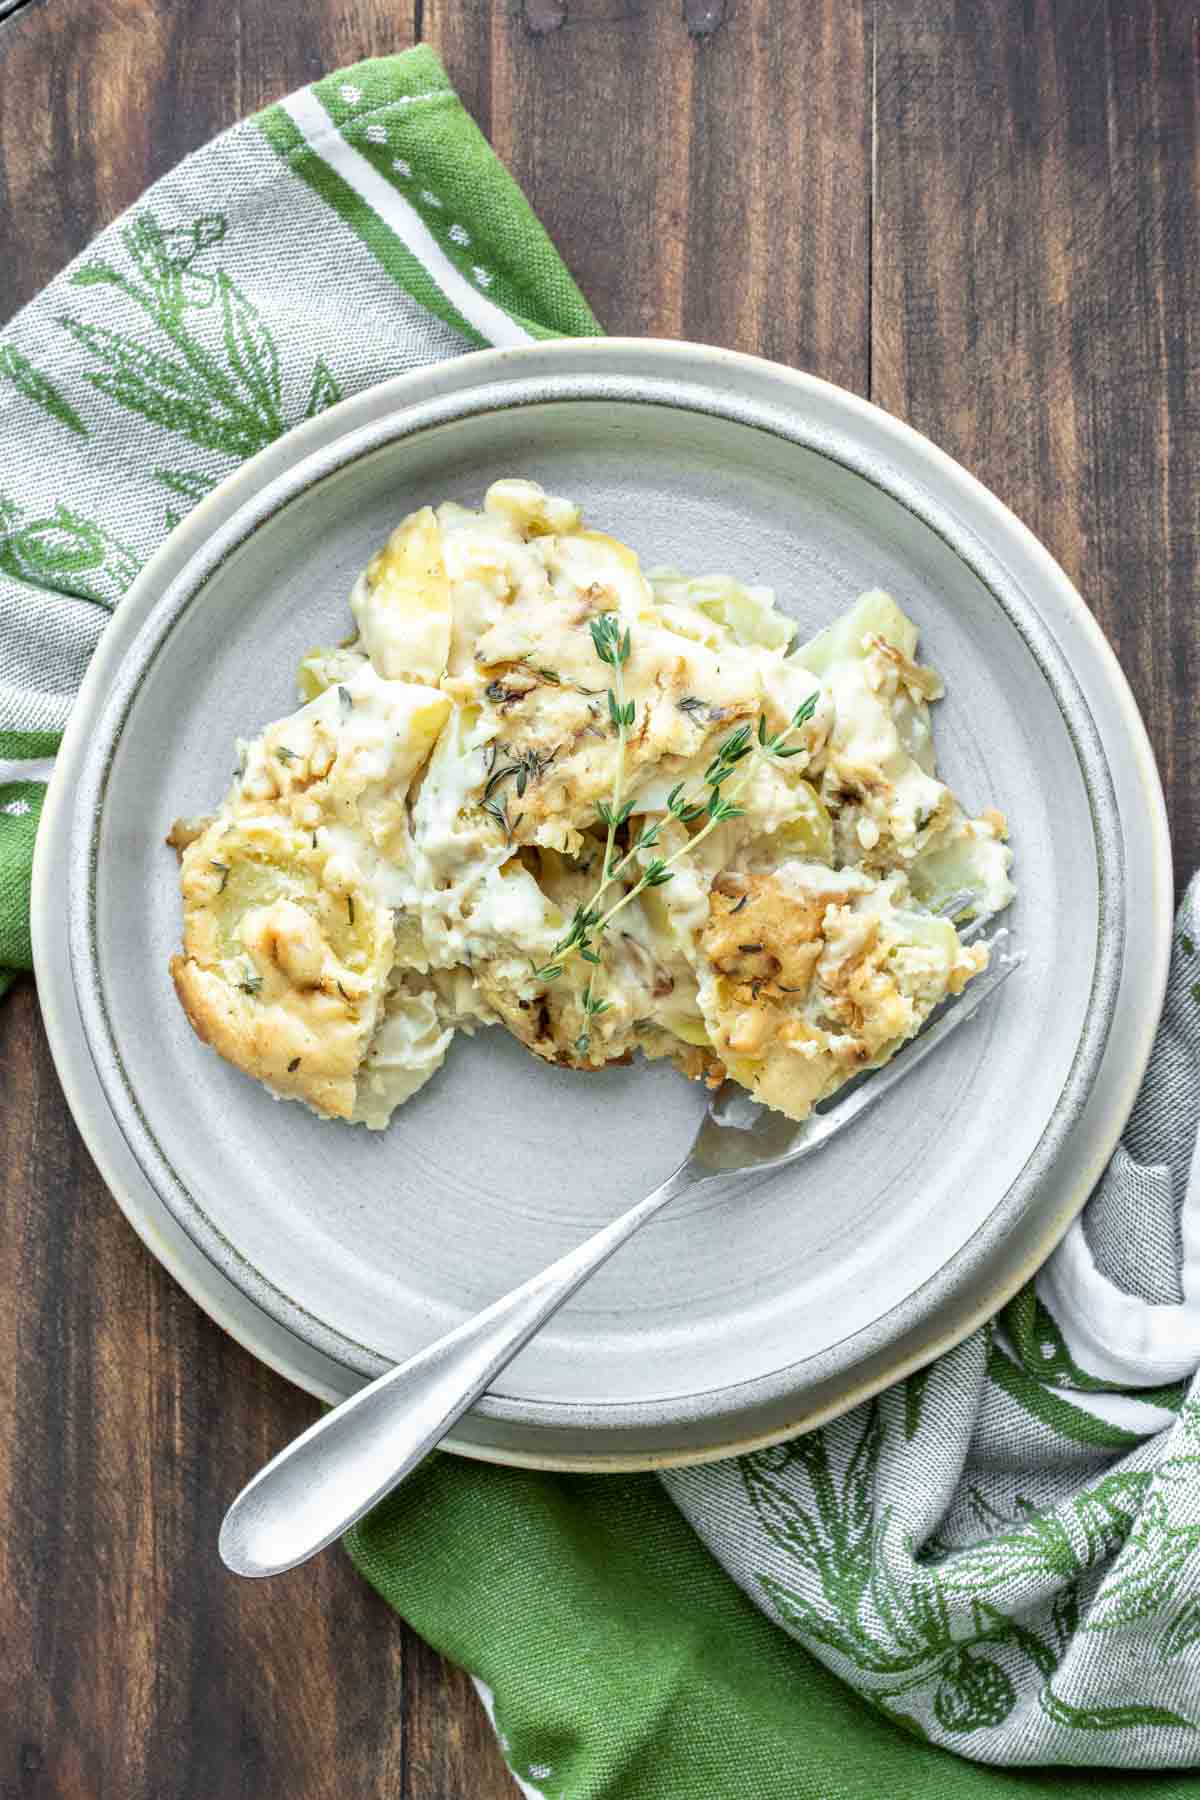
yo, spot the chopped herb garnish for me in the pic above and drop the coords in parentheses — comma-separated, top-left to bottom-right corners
(482, 795, 513, 842)
(678, 695, 706, 716)
(337, 981, 352, 1002)
(738, 943, 764, 954)
(210, 860, 230, 892)
(730, 894, 749, 914)
(535, 667, 561, 684)
(237, 967, 263, 996)
(276, 744, 298, 765)
(485, 747, 553, 811)
(346, 895, 356, 925)
(485, 761, 520, 800)
(338, 685, 353, 715)
(287, 1056, 301, 1072)
(486, 678, 527, 707)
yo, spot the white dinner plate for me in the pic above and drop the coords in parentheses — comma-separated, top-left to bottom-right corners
(34, 340, 1172, 1468)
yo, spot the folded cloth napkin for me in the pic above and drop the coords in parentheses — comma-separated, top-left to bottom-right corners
(3, 45, 1198, 1794)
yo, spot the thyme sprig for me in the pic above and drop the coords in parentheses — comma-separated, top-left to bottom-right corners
(531, 616, 821, 1053)
(594, 689, 820, 917)
(575, 614, 634, 1047)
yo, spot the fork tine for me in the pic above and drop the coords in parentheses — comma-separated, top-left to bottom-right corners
(933, 887, 976, 920)
(770, 941, 1025, 1165)
(933, 889, 996, 946)
(957, 909, 995, 946)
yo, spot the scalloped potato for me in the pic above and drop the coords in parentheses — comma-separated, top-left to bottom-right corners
(169, 480, 1014, 1127)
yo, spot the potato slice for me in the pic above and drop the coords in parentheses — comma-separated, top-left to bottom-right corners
(171, 818, 392, 1120)
(794, 587, 919, 672)
(696, 867, 986, 1123)
(170, 668, 450, 1120)
(351, 505, 452, 683)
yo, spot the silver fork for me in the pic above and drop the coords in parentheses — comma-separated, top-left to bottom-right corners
(220, 902, 1020, 1578)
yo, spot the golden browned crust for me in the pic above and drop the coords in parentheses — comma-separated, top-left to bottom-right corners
(696, 868, 986, 1120)
(171, 952, 364, 1119)
(166, 815, 212, 856)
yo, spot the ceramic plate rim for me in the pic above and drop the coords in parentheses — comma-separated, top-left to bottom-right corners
(36, 339, 1172, 1468)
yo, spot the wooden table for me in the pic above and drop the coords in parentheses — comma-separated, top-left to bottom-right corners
(1, 3, 1195, 1793)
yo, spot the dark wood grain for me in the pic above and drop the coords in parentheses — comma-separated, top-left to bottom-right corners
(1, 0, 1196, 1794)
(872, 0, 1200, 892)
(426, 0, 870, 377)
(0, 986, 505, 1799)
(0, 3, 513, 1791)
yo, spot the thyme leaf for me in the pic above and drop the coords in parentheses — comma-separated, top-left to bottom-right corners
(483, 795, 513, 842)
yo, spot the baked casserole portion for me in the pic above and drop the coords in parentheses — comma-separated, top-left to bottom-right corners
(170, 479, 1014, 1127)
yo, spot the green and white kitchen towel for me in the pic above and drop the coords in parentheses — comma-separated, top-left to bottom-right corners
(3, 46, 1198, 1793)
(0, 46, 596, 996)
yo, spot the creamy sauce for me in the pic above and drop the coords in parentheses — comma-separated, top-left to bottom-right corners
(171, 482, 1014, 1128)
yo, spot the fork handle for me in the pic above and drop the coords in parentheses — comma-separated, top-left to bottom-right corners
(219, 1159, 698, 1577)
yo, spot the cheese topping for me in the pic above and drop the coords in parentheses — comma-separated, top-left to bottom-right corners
(170, 480, 1014, 1127)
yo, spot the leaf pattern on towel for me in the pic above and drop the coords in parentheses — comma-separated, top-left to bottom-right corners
(738, 1386, 1200, 1741)
(0, 490, 140, 608)
(57, 211, 342, 461)
(0, 345, 89, 437)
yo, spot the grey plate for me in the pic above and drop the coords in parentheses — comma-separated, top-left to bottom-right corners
(36, 340, 1171, 1469)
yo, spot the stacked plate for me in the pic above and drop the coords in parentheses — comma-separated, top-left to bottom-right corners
(34, 340, 1172, 1469)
